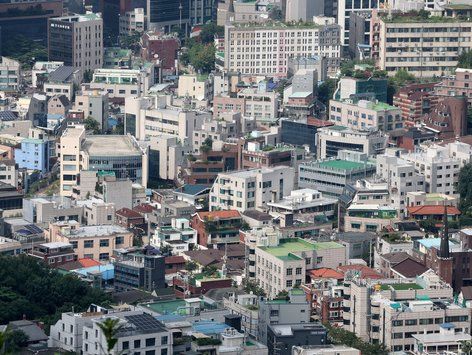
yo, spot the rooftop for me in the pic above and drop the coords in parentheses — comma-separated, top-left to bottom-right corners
(82, 135, 142, 156)
(259, 238, 343, 259)
(58, 223, 130, 238)
(379, 283, 423, 291)
(317, 159, 373, 171)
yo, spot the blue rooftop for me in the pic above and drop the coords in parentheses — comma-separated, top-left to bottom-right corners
(174, 184, 211, 196)
(417, 238, 455, 249)
(192, 321, 230, 335)
(74, 264, 114, 281)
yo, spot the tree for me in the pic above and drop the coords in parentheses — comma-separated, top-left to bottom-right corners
(316, 79, 337, 107)
(97, 318, 123, 355)
(2, 34, 47, 69)
(200, 23, 224, 44)
(458, 51, 472, 69)
(325, 323, 387, 355)
(387, 69, 416, 103)
(242, 279, 266, 297)
(200, 137, 213, 153)
(460, 340, 472, 354)
(188, 43, 216, 73)
(4, 330, 29, 353)
(119, 31, 142, 54)
(84, 116, 101, 134)
(202, 265, 219, 278)
(459, 163, 472, 216)
(160, 245, 173, 256)
(185, 260, 199, 274)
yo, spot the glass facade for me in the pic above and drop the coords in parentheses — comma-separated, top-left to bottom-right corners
(88, 155, 142, 181)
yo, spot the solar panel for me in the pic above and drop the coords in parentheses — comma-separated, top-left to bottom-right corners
(26, 224, 44, 234)
(126, 314, 165, 332)
(0, 111, 17, 121)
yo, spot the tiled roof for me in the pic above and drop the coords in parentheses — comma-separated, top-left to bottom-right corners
(133, 203, 155, 214)
(195, 210, 241, 221)
(165, 255, 185, 264)
(337, 265, 383, 279)
(309, 268, 344, 280)
(391, 258, 428, 278)
(116, 207, 143, 218)
(407, 205, 461, 216)
(79, 258, 101, 268)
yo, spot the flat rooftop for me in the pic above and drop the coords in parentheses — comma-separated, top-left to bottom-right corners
(82, 135, 142, 157)
(64, 224, 129, 238)
(317, 159, 372, 171)
(259, 238, 343, 259)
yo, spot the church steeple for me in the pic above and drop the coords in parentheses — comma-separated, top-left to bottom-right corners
(439, 205, 450, 259)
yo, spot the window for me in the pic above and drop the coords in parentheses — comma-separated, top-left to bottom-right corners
(134, 339, 141, 348)
(99, 239, 109, 247)
(161, 349, 168, 355)
(270, 310, 279, 317)
(99, 253, 109, 260)
(122, 341, 129, 350)
(71, 241, 78, 248)
(286, 280, 293, 287)
(161, 336, 168, 345)
(145, 351, 155, 355)
(84, 240, 94, 248)
(419, 318, 434, 325)
(316, 256, 323, 264)
(296, 267, 302, 275)
(392, 320, 403, 326)
(405, 319, 417, 326)
(286, 268, 293, 275)
(145, 338, 155, 347)
(116, 236, 124, 245)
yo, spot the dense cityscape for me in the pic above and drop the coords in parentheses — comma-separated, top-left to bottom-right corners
(2, 0, 472, 354)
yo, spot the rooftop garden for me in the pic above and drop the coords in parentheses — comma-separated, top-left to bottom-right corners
(382, 9, 470, 23)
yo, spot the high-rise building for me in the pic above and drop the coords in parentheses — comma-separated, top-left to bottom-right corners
(48, 13, 103, 76)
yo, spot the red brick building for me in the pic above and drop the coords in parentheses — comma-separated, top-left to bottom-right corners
(173, 273, 233, 298)
(435, 68, 472, 103)
(141, 32, 180, 72)
(191, 210, 243, 247)
(393, 82, 439, 123)
(165, 255, 186, 275)
(115, 208, 146, 228)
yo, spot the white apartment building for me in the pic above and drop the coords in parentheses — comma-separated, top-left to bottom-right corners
(90, 66, 155, 100)
(317, 125, 388, 159)
(210, 166, 295, 212)
(237, 86, 279, 123)
(401, 142, 470, 197)
(48, 13, 103, 76)
(151, 218, 197, 254)
(44, 82, 75, 101)
(0, 57, 20, 92)
(337, 0, 379, 46)
(0, 160, 18, 188)
(255, 238, 346, 298)
(372, 12, 472, 77)
(74, 88, 109, 130)
(59, 127, 85, 197)
(124, 96, 210, 142)
(329, 99, 402, 132)
(177, 73, 213, 102)
(119, 7, 146, 35)
(147, 134, 189, 181)
(224, 19, 341, 77)
(376, 150, 426, 216)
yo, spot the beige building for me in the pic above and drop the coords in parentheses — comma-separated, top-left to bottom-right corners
(371, 11, 472, 77)
(224, 19, 341, 77)
(209, 166, 295, 212)
(329, 99, 402, 132)
(237, 86, 279, 123)
(119, 7, 145, 35)
(255, 238, 346, 299)
(59, 127, 85, 197)
(74, 88, 109, 130)
(177, 74, 213, 102)
(47, 220, 133, 261)
(48, 14, 103, 76)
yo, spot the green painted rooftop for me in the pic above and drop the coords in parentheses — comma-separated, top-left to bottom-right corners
(380, 283, 423, 291)
(328, 125, 348, 131)
(259, 238, 343, 259)
(318, 159, 373, 171)
(144, 299, 187, 315)
(370, 101, 398, 111)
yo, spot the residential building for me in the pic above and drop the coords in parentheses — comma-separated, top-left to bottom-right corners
(48, 13, 103, 76)
(257, 289, 311, 345)
(90, 66, 156, 102)
(147, 134, 189, 182)
(15, 137, 50, 174)
(103, 48, 132, 69)
(223, 293, 259, 337)
(406, 191, 458, 208)
(267, 189, 337, 221)
(74, 88, 109, 131)
(317, 125, 388, 159)
(255, 238, 346, 299)
(0, 160, 18, 188)
(0, 57, 21, 92)
(292, 345, 361, 355)
(401, 142, 468, 197)
(22, 196, 83, 226)
(371, 11, 472, 77)
(178, 73, 213, 102)
(337, 0, 380, 46)
(240, 142, 305, 170)
(191, 210, 242, 247)
(140, 32, 179, 72)
(151, 218, 197, 253)
(285, 0, 324, 22)
(47, 95, 71, 116)
(337, 232, 377, 260)
(29, 242, 76, 267)
(115, 208, 145, 229)
(284, 91, 316, 119)
(217, 0, 271, 25)
(329, 99, 402, 132)
(114, 247, 166, 292)
(119, 7, 145, 35)
(267, 323, 327, 355)
(0, 182, 23, 214)
(47, 220, 133, 261)
(209, 166, 295, 212)
(393, 82, 439, 123)
(376, 151, 426, 216)
(237, 85, 279, 123)
(298, 151, 376, 197)
(435, 68, 472, 103)
(224, 19, 341, 77)
(59, 127, 148, 196)
(280, 117, 331, 153)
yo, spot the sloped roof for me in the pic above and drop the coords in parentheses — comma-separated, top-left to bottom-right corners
(392, 258, 428, 278)
(116, 207, 143, 218)
(309, 268, 344, 280)
(195, 210, 241, 221)
(408, 205, 460, 216)
(337, 265, 383, 279)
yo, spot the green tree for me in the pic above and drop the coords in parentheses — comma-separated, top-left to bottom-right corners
(202, 265, 219, 278)
(459, 163, 472, 216)
(83, 70, 94, 83)
(200, 23, 224, 44)
(200, 137, 213, 153)
(316, 79, 337, 107)
(188, 43, 216, 73)
(458, 51, 472, 69)
(185, 260, 199, 274)
(387, 69, 416, 103)
(242, 279, 266, 297)
(4, 330, 28, 353)
(326, 323, 387, 355)
(119, 31, 142, 54)
(460, 340, 472, 354)
(84, 116, 101, 134)
(160, 245, 173, 256)
(97, 318, 123, 355)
